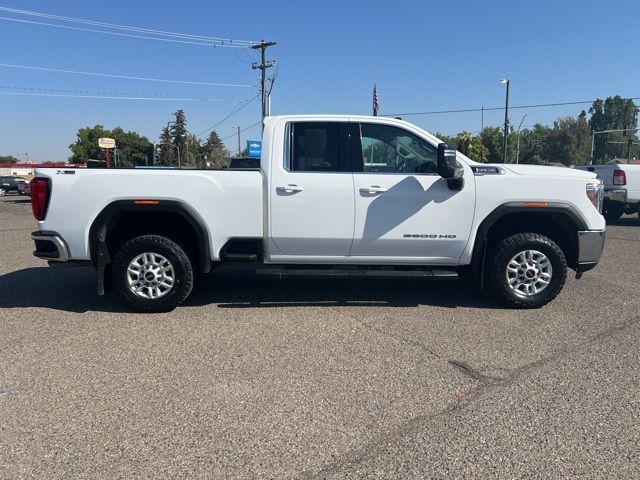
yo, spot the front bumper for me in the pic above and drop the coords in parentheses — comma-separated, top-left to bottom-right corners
(576, 229, 605, 274)
(31, 231, 70, 262)
(604, 188, 627, 203)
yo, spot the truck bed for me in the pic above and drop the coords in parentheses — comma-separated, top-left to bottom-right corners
(34, 168, 263, 260)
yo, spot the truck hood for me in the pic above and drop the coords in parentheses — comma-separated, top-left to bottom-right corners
(502, 164, 596, 180)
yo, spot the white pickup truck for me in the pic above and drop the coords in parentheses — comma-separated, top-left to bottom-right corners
(30, 115, 605, 312)
(577, 162, 640, 222)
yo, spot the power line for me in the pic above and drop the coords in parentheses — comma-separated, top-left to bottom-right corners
(0, 63, 255, 87)
(0, 16, 253, 48)
(196, 95, 260, 137)
(385, 98, 640, 117)
(220, 121, 262, 141)
(0, 91, 196, 101)
(0, 85, 248, 98)
(0, 6, 256, 45)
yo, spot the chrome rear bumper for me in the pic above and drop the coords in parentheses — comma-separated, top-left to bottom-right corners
(604, 188, 627, 203)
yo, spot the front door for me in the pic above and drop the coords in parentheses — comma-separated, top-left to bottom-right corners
(350, 122, 475, 262)
(268, 121, 355, 258)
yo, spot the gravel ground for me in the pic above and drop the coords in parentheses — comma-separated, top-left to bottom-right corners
(0, 195, 638, 479)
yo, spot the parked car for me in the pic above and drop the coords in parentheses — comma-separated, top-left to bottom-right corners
(15, 178, 30, 196)
(30, 115, 605, 312)
(0, 176, 21, 196)
(577, 161, 640, 222)
(227, 156, 260, 169)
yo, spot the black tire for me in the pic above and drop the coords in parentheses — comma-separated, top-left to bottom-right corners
(112, 235, 193, 313)
(602, 202, 624, 223)
(486, 233, 567, 309)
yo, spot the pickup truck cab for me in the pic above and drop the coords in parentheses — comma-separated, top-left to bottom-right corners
(30, 115, 606, 312)
(577, 161, 640, 222)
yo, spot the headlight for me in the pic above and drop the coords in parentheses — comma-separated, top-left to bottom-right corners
(586, 181, 603, 213)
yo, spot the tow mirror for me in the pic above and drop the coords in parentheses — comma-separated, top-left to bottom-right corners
(437, 143, 464, 190)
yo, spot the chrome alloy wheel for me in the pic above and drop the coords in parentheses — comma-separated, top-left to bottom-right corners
(126, 252, 175, 299)
(506, 249, 553, 296)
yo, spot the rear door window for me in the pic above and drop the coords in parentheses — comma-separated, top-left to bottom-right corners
(287, 122, 351, 172)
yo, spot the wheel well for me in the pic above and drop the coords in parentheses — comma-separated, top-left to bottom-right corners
(89, 201, 211, 274)
(482, 211, 579, 268)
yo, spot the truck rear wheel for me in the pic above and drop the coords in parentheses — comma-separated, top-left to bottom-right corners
(112, 235, 194, 313)
(486, 233, 567, 309)
(603, 201, 624, 222)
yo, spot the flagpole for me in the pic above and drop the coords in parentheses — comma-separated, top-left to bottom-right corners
(372, 81, 379, 116)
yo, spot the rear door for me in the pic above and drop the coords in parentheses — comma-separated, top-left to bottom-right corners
(349, 121, 475, 262)
(268, 121, 355, 258)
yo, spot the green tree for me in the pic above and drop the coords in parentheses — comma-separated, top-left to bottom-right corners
(155, 126, 175, 166)
(110, 127, 153, 166)
(517, 124, 552, 165)
(589, 96, 638, 162)
(170, 109, 188, 168)
(0, 155, 19, 163)
(545, 114, 591, 166)
(69, 125, 153, 165)
(479, 127, 507, 163)
(202, 131, 228, 168)
(455, 131, 489, 163)
(183, 133, 203, 167)
(434, 132, 457, 147)
(68, 125, 111, 163)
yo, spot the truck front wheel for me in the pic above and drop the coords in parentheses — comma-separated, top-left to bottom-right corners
(486, 233, 567, 309)
(112, 235, 194, 313)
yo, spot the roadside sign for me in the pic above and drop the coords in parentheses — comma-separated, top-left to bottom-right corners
(247, 140, 262, 158)
(98, 138, 116, 149)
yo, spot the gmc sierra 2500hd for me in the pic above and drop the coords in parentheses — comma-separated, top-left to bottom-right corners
(30, 115, 605, 312)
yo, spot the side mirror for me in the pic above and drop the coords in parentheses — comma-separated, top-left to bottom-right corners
(437, 143, 464, 190)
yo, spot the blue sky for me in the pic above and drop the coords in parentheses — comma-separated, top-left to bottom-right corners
(0, 0, 639, 162)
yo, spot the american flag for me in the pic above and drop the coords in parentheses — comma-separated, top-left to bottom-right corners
(373, 82, 379, 116)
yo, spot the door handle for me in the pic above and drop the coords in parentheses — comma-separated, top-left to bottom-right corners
(359, 185, 387, 194)
(276, 184, 304, 193)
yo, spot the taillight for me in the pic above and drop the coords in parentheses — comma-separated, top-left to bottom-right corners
(30, 178, 51, 221)
(613, 169, 626, 186)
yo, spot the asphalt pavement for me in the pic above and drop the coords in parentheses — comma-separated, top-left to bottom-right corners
(0, 195, 638, 479)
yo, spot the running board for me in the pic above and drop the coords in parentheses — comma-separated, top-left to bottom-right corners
(223, 253, 259, 262)
(255, 267, 458, 280)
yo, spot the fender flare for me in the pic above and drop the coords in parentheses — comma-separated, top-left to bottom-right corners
(89, 200, 211, 293)
(470, 202, 588, 288)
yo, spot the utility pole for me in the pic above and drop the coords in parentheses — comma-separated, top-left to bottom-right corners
(251, 40, 276, 123)
(233, 125, 241, 156)
(516, 114, 528, 164)
(500, 79, 510, 163)
(626, 108, 638, 161)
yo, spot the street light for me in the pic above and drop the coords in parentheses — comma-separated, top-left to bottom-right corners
(500, 79, 510, 162)
(232, 125, 241, 157)
(516, 114, 528, 164)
